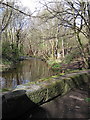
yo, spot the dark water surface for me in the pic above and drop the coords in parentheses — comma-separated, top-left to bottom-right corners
(1, 58, 53, 89)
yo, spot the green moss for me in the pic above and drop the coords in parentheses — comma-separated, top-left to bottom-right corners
(27, 88, 47, 103)
(62, 83, 70, 95)
(2, 88, 11, 92)
(47, 59, 60, 66)
(59, 73, 65, 75)
(26, 79, 72, 103)
(0, 89, 2, 92)
(70, 73, 90, 88)
(84, 98, 90, 102)
(24, 75, 61, 86)
(80, 73, 90, 83)
(13, 71, 90, 104)
(51, 63, 61, 69)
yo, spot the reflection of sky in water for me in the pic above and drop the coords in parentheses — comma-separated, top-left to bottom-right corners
(1, 59, 53, 89)
(0, 77, 5, 89)
(12, 77, 30, 89)
(12, 78, 17, 89)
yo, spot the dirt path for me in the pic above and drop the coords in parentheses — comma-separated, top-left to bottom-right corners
(29, 86, 89, 119)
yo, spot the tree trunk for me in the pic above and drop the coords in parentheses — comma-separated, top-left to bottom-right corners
(76, 33, 89, 69)
(62, 38, 65, 58)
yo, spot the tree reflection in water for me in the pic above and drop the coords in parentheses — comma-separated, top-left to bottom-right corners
(1, 58, 53, 89)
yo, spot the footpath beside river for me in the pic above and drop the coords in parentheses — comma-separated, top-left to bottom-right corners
(1, 70, 90, 120)
(30, 87, 89, 119)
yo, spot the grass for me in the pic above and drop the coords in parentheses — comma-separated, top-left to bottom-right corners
(84, 98, 90, 102)
(1, 88, 11, 92)
(51, 63, 61, 69)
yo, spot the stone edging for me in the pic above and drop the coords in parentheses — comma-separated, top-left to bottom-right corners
(13, 70, 90, 104)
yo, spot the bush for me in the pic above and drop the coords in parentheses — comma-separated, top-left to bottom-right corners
(2, 41, 24, 64)
(2, 41, 12, 60)
(51, 63, 61, 69)
(62, 48, 81, 64)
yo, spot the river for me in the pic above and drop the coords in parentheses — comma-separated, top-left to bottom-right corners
(0, 58, 53, 90)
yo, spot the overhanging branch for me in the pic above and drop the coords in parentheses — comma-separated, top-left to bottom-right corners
(1, 2, 41, 18)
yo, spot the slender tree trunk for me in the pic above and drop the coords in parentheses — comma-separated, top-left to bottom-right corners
(55, 34, 58, 59)
(62, 38, 65, 58)
(76, 33, 89, 69)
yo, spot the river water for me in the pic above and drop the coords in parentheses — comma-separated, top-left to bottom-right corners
(1, 58, 53, 90)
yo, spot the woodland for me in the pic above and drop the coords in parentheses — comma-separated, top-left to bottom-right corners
(0, 0, 90, 71)
(0, 0, 90, 119)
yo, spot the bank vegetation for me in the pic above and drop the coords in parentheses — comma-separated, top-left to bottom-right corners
(0, 0, 90, 71)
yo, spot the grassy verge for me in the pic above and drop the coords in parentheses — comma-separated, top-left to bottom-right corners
(0, 59, 13, 72)
(47, 57, 87, 74)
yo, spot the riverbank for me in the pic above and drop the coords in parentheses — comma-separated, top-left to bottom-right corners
(16, 70, 90, 103)
(1, 56, 90, 92)
(1, 56, 47, 73)
(2, 70, 89, 102)
(1, 56, 90, 93)
(2, 70, 90, 119)
(0, 63, 11, 72)
(1, 56, 89, 74)
(30, 86, 89, 119)
(1, 58, 17, 72)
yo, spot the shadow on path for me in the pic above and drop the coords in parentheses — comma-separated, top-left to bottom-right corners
(1, 86, 90, 119)
(30, 87, 90, 119)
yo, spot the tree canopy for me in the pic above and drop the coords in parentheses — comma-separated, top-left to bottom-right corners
(1, 0, 90, 68)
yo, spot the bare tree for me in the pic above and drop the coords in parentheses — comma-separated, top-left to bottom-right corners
(39, 0, 90, 68)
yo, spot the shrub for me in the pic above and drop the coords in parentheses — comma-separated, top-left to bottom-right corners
(2, 41, 24, 64)
(62, 48, 81, 64)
